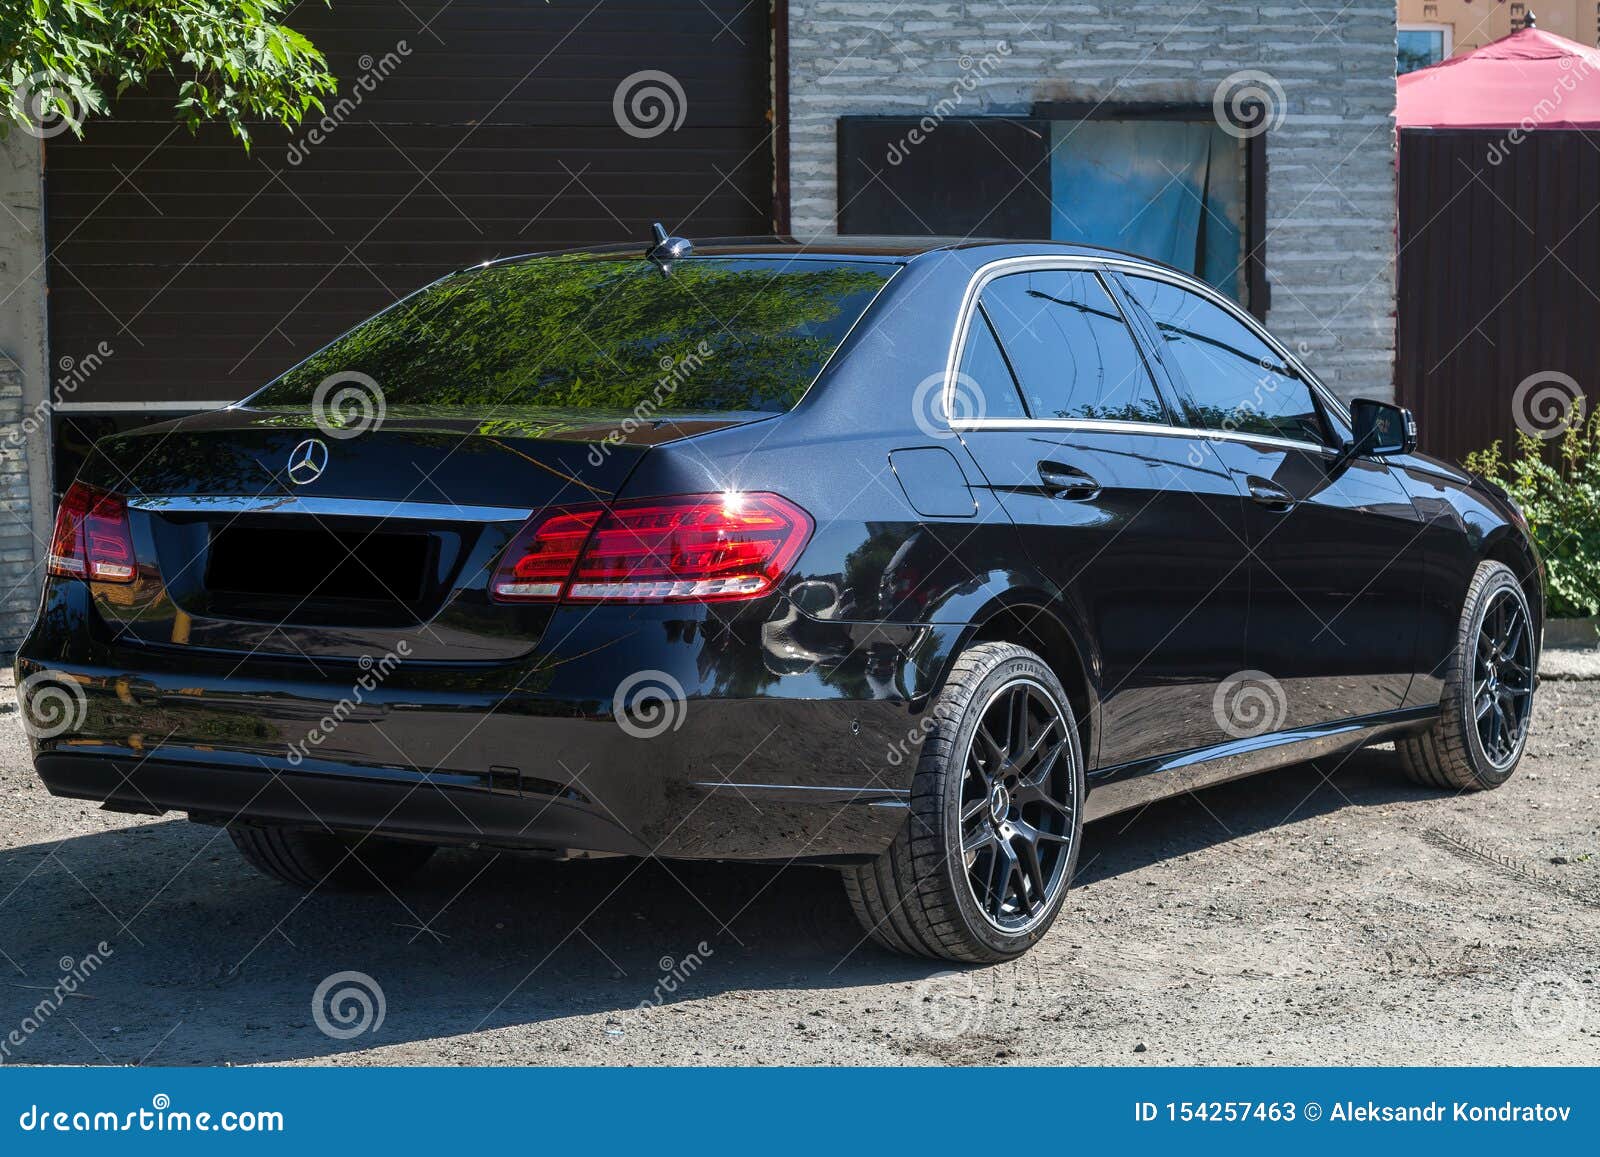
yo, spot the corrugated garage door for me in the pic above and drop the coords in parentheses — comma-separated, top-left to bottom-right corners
(44, 0, 773, 444)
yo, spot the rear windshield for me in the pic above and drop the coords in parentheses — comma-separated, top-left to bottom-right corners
(248, 255, 897, 414)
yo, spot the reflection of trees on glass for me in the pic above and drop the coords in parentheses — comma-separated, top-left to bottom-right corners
(250, 256, 895, 415)
(1061, 399, 1168, 424)
(1188, 401, 1324, 444)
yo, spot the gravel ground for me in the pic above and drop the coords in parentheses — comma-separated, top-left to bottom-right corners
(1, 674, 1597, 1067)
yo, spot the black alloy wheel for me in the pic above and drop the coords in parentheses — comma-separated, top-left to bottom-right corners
(1474, 585, 1534, 768)
(843, 642, 1085, 963)
(1399, 560, 1537, 791)
(959, 677, 1076, 930)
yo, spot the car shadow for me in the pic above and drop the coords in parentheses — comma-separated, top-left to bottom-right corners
(1074, 743, 1437, 884)
(0, 745, 1432, 1065)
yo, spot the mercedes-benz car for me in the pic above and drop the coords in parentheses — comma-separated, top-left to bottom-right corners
(16, 233, 1541, 963)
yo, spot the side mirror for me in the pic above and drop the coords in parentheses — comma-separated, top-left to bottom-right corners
(1349, 398, 1417, 457)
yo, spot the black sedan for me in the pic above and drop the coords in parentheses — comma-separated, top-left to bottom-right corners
(16, 233, 1541, 962)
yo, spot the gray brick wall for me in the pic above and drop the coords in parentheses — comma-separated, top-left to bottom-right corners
(0, 360, 38, 651)
(788, 1, 1397, 403)
(0, 129, 47, 657)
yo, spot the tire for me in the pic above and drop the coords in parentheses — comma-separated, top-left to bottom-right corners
(843, 641, 1085, 963)
(1398, 560, 1536, 791)
(227, 824, 436, 891)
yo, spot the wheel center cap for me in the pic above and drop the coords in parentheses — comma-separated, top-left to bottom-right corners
(989, 783, 1010, 823)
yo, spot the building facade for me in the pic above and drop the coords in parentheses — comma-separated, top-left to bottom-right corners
(0, 1, 1401, 649)
(1398, 0, 1597, 70)
(789, 0, 1398, 407)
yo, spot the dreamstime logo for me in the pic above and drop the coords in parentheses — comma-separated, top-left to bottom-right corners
(8, 342, 114, 451)
(11, 70, 85, 139)
(1511, 970, 1587, 1040)
(1184, 368, 1285, 466)
(1486, 51, 1600, 165)
(1511, 371, 1585, 440)
(311, 370, 386, 439)
(1228, 367, 1284, 430)
(0, 942, 114, 1064)
(613, 70, 687, 139)
(587, 340, 713, 467)
(1213, 670, 1287, 739)
(613, 669, 687, 739)
(884, 40, 1013, 165)
(311, 970, 386, 1040)
(912, 370, 986, 439)
(909, 970, 984, 1040)
(1213, 70, 1287, 139)
(285, 41, 412, 165)
(636, 943, 714, 1010)
(17, 670, 88, 740)
(885, 715, 938, 768)
(286, 642, 410, 765)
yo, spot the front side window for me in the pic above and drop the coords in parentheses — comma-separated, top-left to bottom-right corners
(978, 269, 1166, 423)
(1122, 275, 1326, 446)
(249, 256, 898, 415)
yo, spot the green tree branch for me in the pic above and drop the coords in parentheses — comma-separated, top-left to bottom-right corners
(0, 0, 337, 147)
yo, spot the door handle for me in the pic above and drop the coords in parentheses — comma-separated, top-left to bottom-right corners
(1246, 475, 1296, 511)
(1038, 462, 1100, 500)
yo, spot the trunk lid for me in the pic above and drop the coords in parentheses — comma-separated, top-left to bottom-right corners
(80, 405, 768, 662)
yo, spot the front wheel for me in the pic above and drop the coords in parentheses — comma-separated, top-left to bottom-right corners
(1399, 560, 1536, 790)
(843, 642, 1085, 963)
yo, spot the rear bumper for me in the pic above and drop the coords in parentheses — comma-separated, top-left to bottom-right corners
(27, 703, 914, 862)
(17, 583, 926, 861)
(35, 749, 653, 856)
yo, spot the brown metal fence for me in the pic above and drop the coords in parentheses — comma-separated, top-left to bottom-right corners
(1396, 128, 1600, 465)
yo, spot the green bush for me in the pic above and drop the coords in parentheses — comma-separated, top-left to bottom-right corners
(1466, 409, 1600, 620)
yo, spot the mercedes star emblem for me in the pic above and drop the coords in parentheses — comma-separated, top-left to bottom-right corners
(286, 438, 329, 485)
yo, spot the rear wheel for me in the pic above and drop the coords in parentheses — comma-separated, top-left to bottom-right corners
(1399, 560, 1536, 790)
(227, 825, 436, 891)
(843, 642, 1084, 963)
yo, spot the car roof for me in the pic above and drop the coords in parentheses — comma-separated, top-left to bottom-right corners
(471, 235, 1187, 276)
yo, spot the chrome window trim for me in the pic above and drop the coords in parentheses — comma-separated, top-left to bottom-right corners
(948, 416, 1330, 455)
(942, 252, 1351, 442)
(126, 494, 533, 522)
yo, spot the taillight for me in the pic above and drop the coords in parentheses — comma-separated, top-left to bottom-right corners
(490, 507, 602, 601)
(47, 481, 138, 583)
(491, 492, 813, 604)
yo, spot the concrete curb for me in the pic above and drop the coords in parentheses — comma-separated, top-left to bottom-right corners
(1545, 616, 1600, 649)
(1540, 646, 1600, 681)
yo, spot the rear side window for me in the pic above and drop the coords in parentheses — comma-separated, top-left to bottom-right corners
(955, 306, 1029, 420)
(1122, 275, 1327, 445)
(249, 256, 897, 415)
(979, 269, 1166, 424)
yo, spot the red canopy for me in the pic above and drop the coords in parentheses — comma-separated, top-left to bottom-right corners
(1397, 27, 1600, 129)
